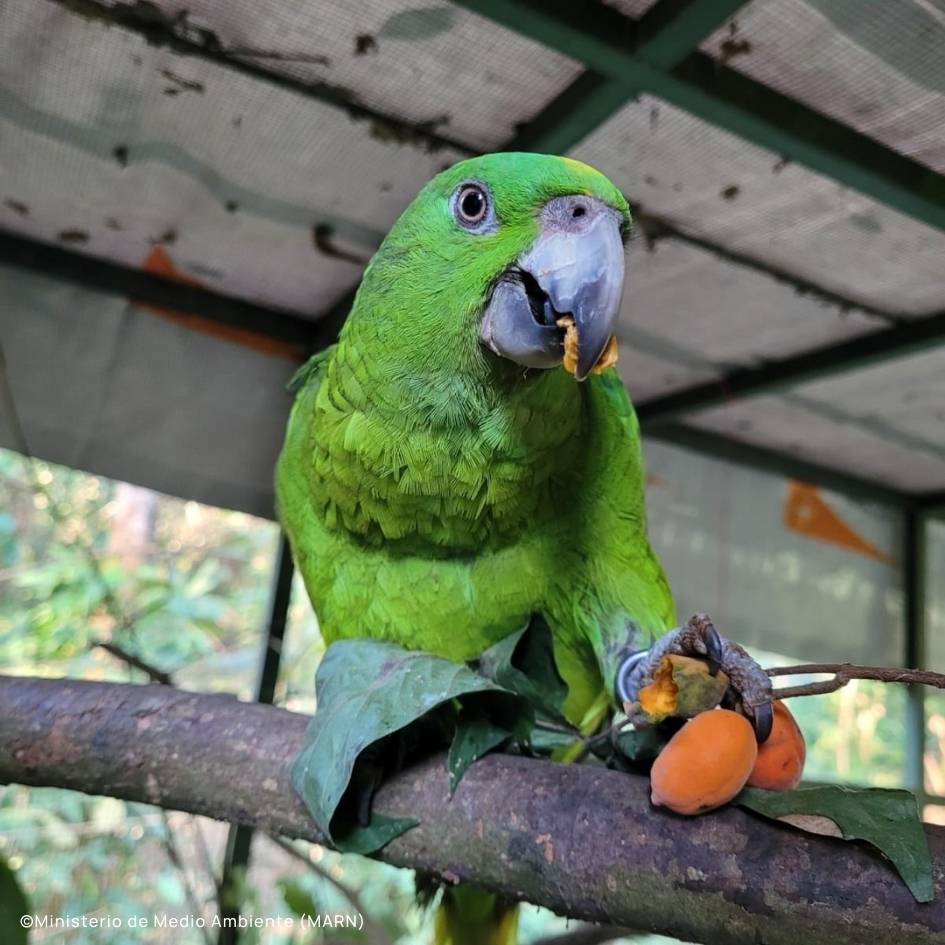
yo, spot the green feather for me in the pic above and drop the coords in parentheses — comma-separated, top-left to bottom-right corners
(276, 153, 673, 726)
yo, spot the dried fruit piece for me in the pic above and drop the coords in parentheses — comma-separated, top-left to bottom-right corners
(650, 709, 758, 816)
(747, 700, 806, 791)
(638, 654, 729, 723)
(557, 315, 618, 376)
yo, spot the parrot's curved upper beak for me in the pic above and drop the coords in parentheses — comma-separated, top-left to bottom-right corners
(479, 195, 625, 381)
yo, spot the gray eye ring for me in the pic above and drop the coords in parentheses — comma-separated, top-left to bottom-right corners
(452, 182, 491, 229)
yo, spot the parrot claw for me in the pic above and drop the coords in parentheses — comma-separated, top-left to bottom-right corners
(616, 613, 774, 743)
(702, 621, 724, 676)
(748, 701, 773, 743)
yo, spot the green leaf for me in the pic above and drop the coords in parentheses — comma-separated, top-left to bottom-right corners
(291, 639, 522, 853)
(528, 726, 580, 756)
(737, 784, 934, 903)
(613, 725, 667, 763)
(0, 854, 29, 945)
(448, 713, 511, 796)
(336, 814, 420, 855)
(476, 615, 568, 720)
(279, 878, 317, 918)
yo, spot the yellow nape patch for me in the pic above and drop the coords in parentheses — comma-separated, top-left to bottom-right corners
(559, 156, 597, 176)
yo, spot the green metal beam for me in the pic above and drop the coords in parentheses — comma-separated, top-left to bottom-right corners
(504, 72, 642, 155)
(0, 229, 332, 352)
(451, 0, 945, 233)
(636, 307, 945, 427)
(645, 422, 915, 508)
(634, 0, 749, 69)
(494, 0, 748, 154)
(918, 491, 945, 514)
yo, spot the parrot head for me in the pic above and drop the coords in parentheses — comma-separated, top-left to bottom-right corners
(351, 152, 630, 384)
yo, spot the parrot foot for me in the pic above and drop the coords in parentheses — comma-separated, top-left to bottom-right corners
(615, 613, 773, 742)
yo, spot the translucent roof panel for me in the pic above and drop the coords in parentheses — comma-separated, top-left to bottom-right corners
(689, 346, 945, 493)
(616, 344, 720, 403)
(646, 440, 903, 666)
(0, 1, 473, 316)
(572, 94, 945, 316)
(701, 0, 945, 174)
(616, 236, 885, 400)
(0, 264, 294, 517)
(144, 0, 583, 150)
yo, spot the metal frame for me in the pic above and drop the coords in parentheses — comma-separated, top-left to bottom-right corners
(647, 423, 912, 509)
(636, 307, 945, 428)
(0, 231, 333, 350)
(903, 511, 928, 800)
(450, 0, 945, 233)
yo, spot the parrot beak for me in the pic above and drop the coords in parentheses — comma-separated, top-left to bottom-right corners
(480, 196, 625, 381)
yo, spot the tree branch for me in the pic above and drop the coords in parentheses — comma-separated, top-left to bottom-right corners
(1, 675, 943, 945)
(767, 662, 945, 700)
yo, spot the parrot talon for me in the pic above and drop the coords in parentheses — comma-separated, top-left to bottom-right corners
(749, 701, 773, 744)
(617, 614, 774, 739)
(703, 622, 724, 676)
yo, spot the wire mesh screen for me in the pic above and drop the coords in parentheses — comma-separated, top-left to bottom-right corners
(616, 235, 885, 401)
(646, 439, 904, 666)
(690, 344, 945, 493)
(603, 0, 662, 18)
(0, 263, 295, 516)
(701, 0, 945, 175)
(1, 0, 944, 500)
(154, 0, 584, 151)
(572, 93, 945, 316)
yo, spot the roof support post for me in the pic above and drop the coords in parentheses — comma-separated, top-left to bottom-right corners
(216, 533, 295, 945)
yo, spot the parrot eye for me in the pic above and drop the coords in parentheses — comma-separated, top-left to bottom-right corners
(453, 183, 491, 229)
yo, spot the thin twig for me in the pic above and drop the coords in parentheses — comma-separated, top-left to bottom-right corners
(190, 816, 222, 888)
(160, 811, 214, 945)
(532, 924, 635, 945)
(765, 663, 945, 700)
(93, 641, 173, 685)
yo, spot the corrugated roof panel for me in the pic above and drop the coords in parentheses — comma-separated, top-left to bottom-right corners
(145, 0, 583, 150)
(0, 1, 471, 315)
(797, 347, 945, 451)
(0, 264, 294, 517)
(572, 94, 945, 316)
(688, 349, 945, 492)
(701, 0, 945, 174)
(619, 236, 885, 375)
(616, 343, 719, 402)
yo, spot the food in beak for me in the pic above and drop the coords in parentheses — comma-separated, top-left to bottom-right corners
(556, 315, 619, 377)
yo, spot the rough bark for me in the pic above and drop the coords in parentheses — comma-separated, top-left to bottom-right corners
(1, 675, 943, 944)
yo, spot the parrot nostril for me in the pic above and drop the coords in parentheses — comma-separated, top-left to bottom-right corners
(572, 204, 587, 219)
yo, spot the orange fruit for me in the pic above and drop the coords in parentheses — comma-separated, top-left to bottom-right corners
(747, 700, 806, 791)
(650, 709, 757, 815)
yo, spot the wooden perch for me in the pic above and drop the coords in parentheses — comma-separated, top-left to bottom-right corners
(1, 675, 943, 944)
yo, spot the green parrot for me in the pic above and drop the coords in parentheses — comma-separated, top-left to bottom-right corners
(276, 152, 769, 945)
